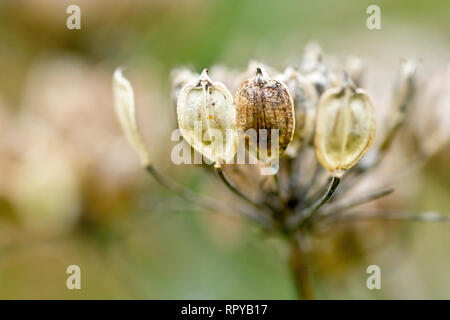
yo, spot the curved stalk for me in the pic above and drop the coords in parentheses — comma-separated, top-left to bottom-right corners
(288, 177, 341, 230)
(319, 186, 394, 218)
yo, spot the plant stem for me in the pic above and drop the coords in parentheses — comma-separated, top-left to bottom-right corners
(145, 164, 272, 227)
(288, 233, 314, 300)
(215, 165, 268, 211)
(319, 186, 394, 217)
(288, 177, 341, 230)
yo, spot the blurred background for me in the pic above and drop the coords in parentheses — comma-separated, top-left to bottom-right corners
(0, 0, 448, 299)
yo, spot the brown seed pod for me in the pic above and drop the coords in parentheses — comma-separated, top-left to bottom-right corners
(314, 77, 376, 177)
(235, 67, 295, 163)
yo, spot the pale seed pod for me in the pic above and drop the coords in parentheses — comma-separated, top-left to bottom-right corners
(314, 78, 376, 177)
(275, 67, 318, 156)
(235, 67, 295, 163)
(113, 68, 150, 166)
(177, 69, 237, 164)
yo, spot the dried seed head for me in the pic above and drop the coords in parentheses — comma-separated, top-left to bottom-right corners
(275, 67, 318, 156)
(314, 76, 376, 177)
(177, 69, 237, 164)
(235, 67, 295, 163)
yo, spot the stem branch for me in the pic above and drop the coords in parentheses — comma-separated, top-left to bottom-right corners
(289, 177, 341, 230)
(215, 165, 269, 212)
(146, 164, 271, 227)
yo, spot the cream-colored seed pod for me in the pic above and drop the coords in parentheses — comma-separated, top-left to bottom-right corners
(177, 69, 237, 164)
(275, 67, 317, 156)
(235, 68, 295, 163)
(314, 82, 376, 177)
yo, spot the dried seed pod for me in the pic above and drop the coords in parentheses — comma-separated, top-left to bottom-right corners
(170, 68, 199, 108)
(275, 67, 318, 156)
(177, 69, 237, 164)
(314, 78, 376, 177)
(235, 67, 295, 163)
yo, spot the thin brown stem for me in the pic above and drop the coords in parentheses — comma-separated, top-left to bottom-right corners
(215, 165, 271, 212)
(298, 160, 322, 202)
(319, 186, 394, 218)
(289, 232, 314, 300)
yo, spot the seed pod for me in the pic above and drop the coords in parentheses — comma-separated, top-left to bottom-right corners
(235, 67, 295, 163)
(177, 69, 237, 164)
(275, 67, 317, 156)
(314, 78, 376, 177)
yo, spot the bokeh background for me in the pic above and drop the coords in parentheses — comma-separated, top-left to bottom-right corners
(0, 0, 448, 299)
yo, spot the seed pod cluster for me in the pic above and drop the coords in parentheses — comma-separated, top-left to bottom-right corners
(234, 68, 295, 163)
(314, 79, 376, 177)
(177, 69, 237, 164)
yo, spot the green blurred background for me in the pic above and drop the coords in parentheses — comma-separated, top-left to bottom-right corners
(0, 0, 448, 299)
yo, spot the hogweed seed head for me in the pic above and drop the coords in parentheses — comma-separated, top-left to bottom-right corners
(314, 75, 376, 177)
(176, 69, 237, 165)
